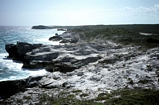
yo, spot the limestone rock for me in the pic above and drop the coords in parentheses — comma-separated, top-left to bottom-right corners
(5, 42, 42, 60)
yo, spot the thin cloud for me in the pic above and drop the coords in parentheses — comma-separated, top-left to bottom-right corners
(125, 4, 159, 14)
(124, 7, 132, 10)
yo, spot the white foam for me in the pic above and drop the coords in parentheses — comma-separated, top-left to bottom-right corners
(36, 38, 60, 45)
(0, 53, 47, 81)
(0, 28, 66, 81)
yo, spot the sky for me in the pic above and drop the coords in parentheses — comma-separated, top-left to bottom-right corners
(0, 0, 159, 26)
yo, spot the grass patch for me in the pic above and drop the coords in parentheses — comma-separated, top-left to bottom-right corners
(37, 93, 103, 105)
(95, 92, 113, 101)
(2, 89, 159, 105)
(67, 24, 159, 50)
(100, 89, 159, 105)
(28, 89, 159, 105)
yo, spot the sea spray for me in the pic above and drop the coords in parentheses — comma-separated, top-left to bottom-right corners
(0, 26, 64, 81)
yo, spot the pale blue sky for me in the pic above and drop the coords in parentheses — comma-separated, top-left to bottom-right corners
(0, 0, 159, 26)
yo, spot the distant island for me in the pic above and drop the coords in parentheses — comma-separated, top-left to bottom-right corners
(32, 25, 67, 31)
(32, 25, 53, 29)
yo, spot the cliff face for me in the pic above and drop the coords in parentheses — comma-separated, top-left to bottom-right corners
(2, 26, 159, 104)
(5, 42, 42, 60)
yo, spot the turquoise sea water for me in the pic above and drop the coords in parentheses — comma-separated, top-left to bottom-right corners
(0, 26, 64, 81)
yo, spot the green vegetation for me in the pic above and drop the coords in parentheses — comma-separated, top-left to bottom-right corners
(3, 89, 159, 105)
(103, 89, 159, 105)
(66, 24, 159, 50)
(2, 24, 159, 105)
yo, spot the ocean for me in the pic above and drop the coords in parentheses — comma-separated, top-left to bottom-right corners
(0, 26, 64, 81)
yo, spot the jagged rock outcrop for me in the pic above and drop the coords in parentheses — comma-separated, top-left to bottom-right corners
(49, 31, 80, 43)
(5, 42, 42, 60)
(3, 37, 159, 104)
(23, 49, 101, 72)
(0, 79, 26, 99)
(49, 35, 63, 41)
(0, 75, 47, 99)
(5, 41, 103, 73)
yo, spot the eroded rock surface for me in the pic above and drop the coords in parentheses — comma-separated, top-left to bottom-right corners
(49, 31, 81, 43)
(22, 42, 104, 72)
(2, 31, 159, 104)
(5, 42, 42, 60)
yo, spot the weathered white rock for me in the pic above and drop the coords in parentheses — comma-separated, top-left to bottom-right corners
(4, 35, 159, 103)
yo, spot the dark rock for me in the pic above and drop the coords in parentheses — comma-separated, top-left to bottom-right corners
(60, 39, 70, 43)
(44, 82, 61, 88)
(0, 80, 26, 99)
(26, 81, 39, 88)
(156, 71, 159, 77)
(62, 82, 74, 88)
(0, 75, 47, 99)
(49, 35, 63, 41)
(22, 61, 46, 69)
(49, 31, 80, 43)
(25, 76, 44, 87)
(45, 62, 78, 73)
(157, 54, 159, 60)
(99, 58, 119, 64)
(77, 72, 84, 76)
(57, 28, 67, 31)
(47, 56, 101, 73)
(23, 52, 59, 69)
(5, 41, 102, 74)
(5, 42, 42, 61)
(55, 33, 58, 36)
(5, 44, 17, 58)
(25, 52, 59, 62)
(146, 38, 159, 44)
(23, 52, 101, 72)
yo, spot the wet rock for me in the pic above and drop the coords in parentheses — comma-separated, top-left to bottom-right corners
(5, 42, 42, 60)
(5, 44, 17, 58)
(49, 35, 63, 41)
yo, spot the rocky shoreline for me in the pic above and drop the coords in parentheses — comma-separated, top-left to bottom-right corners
(1, 29, 159, 104)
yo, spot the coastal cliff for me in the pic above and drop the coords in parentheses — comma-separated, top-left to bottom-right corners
(1, 25, 159, 104)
